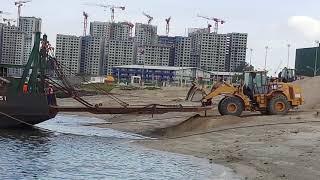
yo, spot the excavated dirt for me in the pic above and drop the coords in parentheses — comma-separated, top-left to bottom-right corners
(295, 76, 320, 109)
(58, 78, 320, 180)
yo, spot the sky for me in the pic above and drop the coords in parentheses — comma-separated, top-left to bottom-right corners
(1, 0, 320, 74)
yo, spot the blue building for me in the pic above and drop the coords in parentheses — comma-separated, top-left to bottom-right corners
(112, 65, 211, 84)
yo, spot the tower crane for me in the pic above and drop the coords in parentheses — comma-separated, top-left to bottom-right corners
(15, 0, 32, 25)
(143, 12, 153, 25)
(121, 22, 134, 37)
(3, 18, 16, 26)
(0, 11, 10, 23)
(0, 11, 10, 15)
(85, 3, 125, 22)
(165, 16, 171, 36)
(207, 23, 212, 33)
(197, 14, 225, 34)
(83, 11, 88, 36)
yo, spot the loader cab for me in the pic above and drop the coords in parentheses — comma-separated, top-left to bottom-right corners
(279, 68, 296, 82)
(243, 71, 268, 98)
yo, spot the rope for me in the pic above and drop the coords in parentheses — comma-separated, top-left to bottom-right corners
(0, 111, 55, 133)
(51, 59, 129, 107)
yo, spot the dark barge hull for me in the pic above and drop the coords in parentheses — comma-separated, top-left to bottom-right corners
(0, 93, 57, 128)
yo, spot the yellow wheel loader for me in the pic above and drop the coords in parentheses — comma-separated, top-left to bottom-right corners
(186, 71, 303, 116)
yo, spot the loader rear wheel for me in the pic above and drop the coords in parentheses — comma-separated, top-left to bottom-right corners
(267, 95, 289, 115)
(219, 97, 244, 116)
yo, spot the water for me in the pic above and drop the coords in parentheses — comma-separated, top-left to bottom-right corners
(0, 115, 241, 180)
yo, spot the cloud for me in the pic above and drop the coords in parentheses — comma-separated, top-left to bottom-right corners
(288, 16, 320, 39)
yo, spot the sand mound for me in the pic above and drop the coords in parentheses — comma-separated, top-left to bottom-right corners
(295, 77, 320, 109)
(152, 115, 243, 137)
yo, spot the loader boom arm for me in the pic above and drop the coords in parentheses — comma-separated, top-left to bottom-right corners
(203, 82, 238, 100)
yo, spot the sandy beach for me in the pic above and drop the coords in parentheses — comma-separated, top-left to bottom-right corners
(58, 78, 320, 180)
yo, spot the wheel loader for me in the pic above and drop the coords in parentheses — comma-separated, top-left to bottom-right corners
(186, 71, 303, 116)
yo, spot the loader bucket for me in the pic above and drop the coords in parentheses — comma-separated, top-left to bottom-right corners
(186, 83, 206, 102)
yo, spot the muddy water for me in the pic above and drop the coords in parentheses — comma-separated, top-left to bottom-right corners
(0, 115, 241, 179)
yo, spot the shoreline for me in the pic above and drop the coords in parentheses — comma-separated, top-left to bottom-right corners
(57, 86, 320, 180)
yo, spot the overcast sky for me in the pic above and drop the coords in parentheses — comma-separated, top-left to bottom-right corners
(1, 0, 320, 74)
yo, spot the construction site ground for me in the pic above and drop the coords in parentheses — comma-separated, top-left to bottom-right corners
(58, 77, 320, 180)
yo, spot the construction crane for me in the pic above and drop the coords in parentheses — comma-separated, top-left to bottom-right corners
(207, 23, 212, 33)
(121, 22, 134, 37)
(0, 11, 10, 15)
(143, 12, 153, 25)
(3, 18, 16, 26)
(0, 11, 10, 23)
(197, 14, 226, 33)
(83, 11, 88, 36)
(165, 16, 171, 36)
(85, 3, 125, 22)
(15, 0, 32, 25)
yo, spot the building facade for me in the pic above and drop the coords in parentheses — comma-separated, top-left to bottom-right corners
(190, 32, 228, 72)
(18, 17, 42, 64)
(80, 36, 104, 76)
(104, 40, 134, 75)
(136, 45, 170, 66)
(134, 23, 158, 45)
(90, 21, 132, 40)
(112, 65, 211, 84)
(225, 33, 248, 72)
(158, 36, 177, 66)
(0, 23, 5, 62)
(174, 37, 192, 67)
(1, 25, 25, 76)
(55, 34, 81, 76)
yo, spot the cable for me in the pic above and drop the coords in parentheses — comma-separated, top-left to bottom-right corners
(0, 111, 55, 133)
(51, 59, 129, 107)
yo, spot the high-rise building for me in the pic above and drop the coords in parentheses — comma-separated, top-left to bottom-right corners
(158, 36, 177, 66)
(174, 37, 192, 67)
(134, 23, 158, 45)
(80, 36, 105, 76)
(18, 17, 42, 64)
(0, 23, 5, 62)
(104, 40, 134, 75)
(226, 33, 248, 72)
(90, 21, 132, 40)
(189, 32, 228, 72)
(1, 25, 25, 76)
(136, 44, 170, 66)
(55, 34, 81, 76)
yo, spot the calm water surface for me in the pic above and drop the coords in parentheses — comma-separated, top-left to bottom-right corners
(0, 115, 241, 180)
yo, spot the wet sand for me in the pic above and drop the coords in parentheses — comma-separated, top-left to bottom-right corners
(58, 85, 320, 180)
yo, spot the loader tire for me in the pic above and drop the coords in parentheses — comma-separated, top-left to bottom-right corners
(267, 95, 289, 115)
(219, 97, 244, 116)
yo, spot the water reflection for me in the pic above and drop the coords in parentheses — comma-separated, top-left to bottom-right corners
(0, 116, 241, 180)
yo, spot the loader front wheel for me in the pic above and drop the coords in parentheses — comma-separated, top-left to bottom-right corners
(219, 97, 244, 116)
(267, 95, 289, 115)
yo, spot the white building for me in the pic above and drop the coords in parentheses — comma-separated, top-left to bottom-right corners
(104, 40, 134, 75)
(80, 36, 104, 76)
(226, 33, 248, 71)
(0, 23, 5, 62)
(174, 37, 192, 67)
(134, 23, 158, 45)
(18, 17, 42, 64)
(55, 34, 81, 76)
(1, 25, 25, 76)
(136, 45, 170, 66)
(90, 21, 132, 40)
